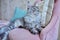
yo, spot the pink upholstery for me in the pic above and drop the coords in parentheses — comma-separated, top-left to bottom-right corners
(40, 15, 59, 40)
(9, 28, 40, 40)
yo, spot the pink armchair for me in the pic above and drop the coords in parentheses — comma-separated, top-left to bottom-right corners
(9, 0, 60, 40)
(8, 14, 59, 40)
(0, 0, 60, 40)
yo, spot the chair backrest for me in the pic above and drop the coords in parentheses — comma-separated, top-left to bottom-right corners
(11, 7, 27, 21)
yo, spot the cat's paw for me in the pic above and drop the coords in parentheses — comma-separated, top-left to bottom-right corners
(29, 28, 39, 34)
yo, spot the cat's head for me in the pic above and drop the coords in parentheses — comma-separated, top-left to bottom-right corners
(27, 0, 44, 13)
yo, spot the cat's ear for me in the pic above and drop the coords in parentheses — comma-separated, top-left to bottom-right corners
(35, 1, 44, 12)
(35, 1, 44, 7)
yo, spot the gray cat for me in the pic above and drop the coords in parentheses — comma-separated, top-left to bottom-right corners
(23, 1, 42, 34)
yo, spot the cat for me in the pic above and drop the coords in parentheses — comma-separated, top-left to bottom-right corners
(23, 1, 43, 34)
